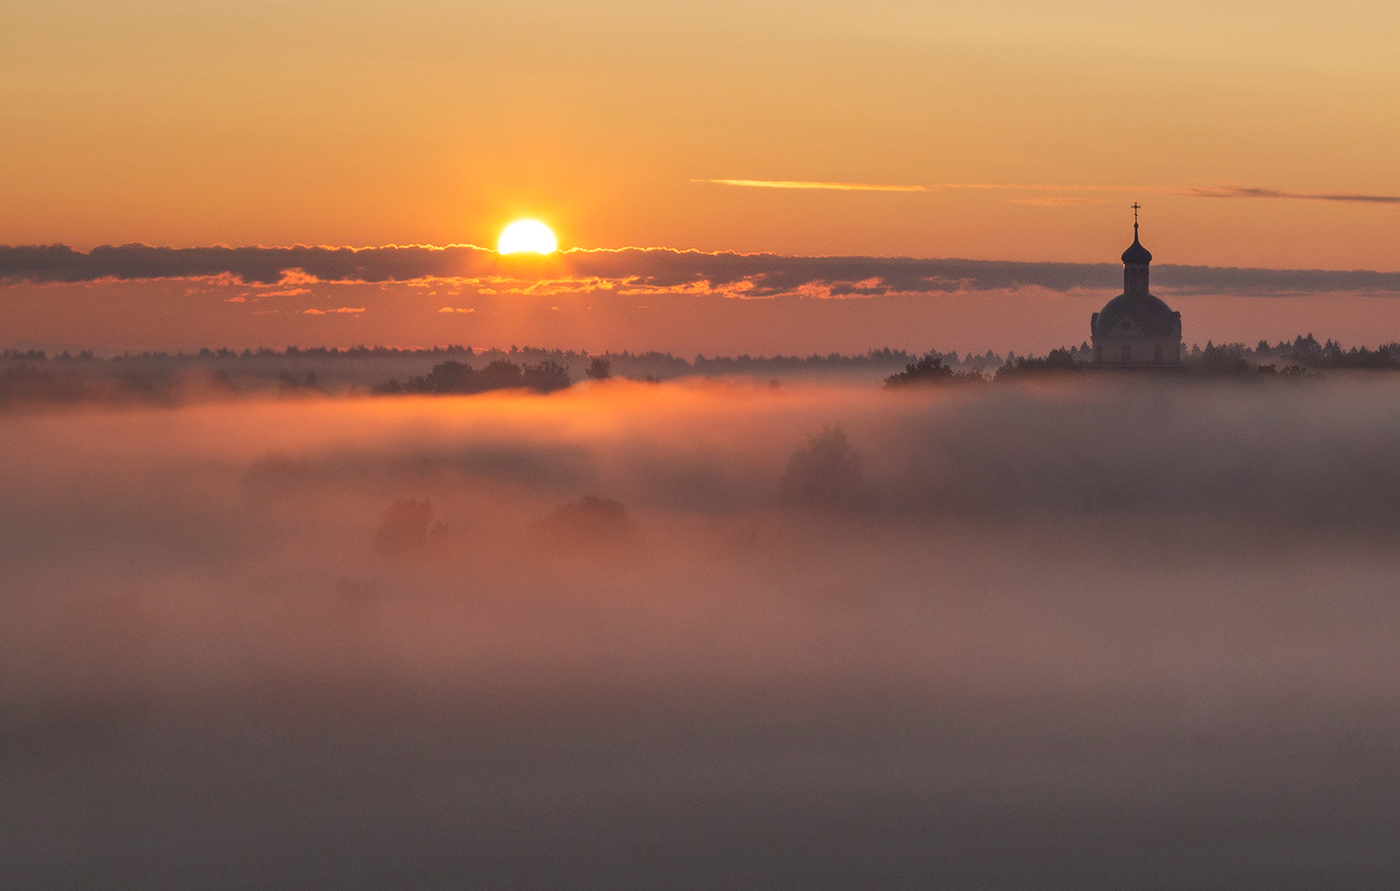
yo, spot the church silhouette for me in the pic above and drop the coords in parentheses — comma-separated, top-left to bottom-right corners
(1091, 206, 1183, 369)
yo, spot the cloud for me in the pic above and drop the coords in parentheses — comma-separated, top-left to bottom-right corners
(935, 182, 1141, 193)
(704, 179, 1400, 205)
(1178, 186, 1400, 204)
(943, 181, 1400, 204)
(695, 179, 929, 192)
(0, 243, 500, 286)
(1008, 196, 1112, 206)
(3, 243, 1400, 297)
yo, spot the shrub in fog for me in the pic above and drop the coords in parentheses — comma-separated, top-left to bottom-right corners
(533, 495, 637, 547)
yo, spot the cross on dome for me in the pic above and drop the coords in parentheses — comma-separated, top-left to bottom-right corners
(1121, 203, 1152, 265)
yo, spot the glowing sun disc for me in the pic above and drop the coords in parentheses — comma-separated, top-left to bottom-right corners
(498, 220, 558, 254)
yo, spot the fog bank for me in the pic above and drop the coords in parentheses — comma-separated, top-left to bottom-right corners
(2, 377, 1398, 888)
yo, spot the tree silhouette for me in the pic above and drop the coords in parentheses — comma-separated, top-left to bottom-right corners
(586, 357, 612, 380)
(522, 359, 572, 393)
(476, 359, 524, 390)
(422, 359, 475, 392)
(779, 425, 865, 507)
(885, 355, 986, 388)
(992, 348, 1084, 380)
(535, 495, 636, 546)
(374, 498, 447, 558)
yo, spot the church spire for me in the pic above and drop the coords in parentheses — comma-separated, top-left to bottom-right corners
(1121, 203, 1153, 266)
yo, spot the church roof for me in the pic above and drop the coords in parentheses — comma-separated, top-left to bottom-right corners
(1093, 291, 1181, 338)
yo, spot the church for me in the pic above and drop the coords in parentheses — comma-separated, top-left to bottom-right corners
(1091, 208, 1183, 369)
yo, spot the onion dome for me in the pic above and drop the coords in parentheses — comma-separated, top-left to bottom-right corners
(1121, 228, 1153, 265)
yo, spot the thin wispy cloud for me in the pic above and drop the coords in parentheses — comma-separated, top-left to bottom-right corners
(1008, 196, 1111, 206)
(1180, 186, 1400, 204)
(934, 183, 1141, 193)
(702, 178, 1400, 204)
(927, 182, 1400, 204)
(695, 179, 930, 192)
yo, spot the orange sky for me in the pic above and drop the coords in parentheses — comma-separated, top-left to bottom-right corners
(2, 0, 1398, 352)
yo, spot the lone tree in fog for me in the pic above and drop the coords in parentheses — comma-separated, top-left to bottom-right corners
(521, 359, 572, 393)
(374, 498, 448, 559)
(476, 359, 524, 390)
(421, 359, 475, 393)
(535, 494, 636, 546)
(586, 357, 612, 380)
(779, 425, 865, 507)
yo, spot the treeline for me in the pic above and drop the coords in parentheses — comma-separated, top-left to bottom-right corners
(2, 344, 482, 362)
(1164, 336, 1400, 375)
(0, 362, 199, 407)
(375, 359, 572, 395)
(10, 336, 1397, 376)
(884, 335, 1400, 388)
(883, 349, 1084, 387)
(0, 344, 987, 375)
(7, 335, 1400, 407)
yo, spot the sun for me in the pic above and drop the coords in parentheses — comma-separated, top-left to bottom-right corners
(497, 220, 558, 255)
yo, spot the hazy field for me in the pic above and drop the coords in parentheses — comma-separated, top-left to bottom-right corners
(3, 376, 1398, 889)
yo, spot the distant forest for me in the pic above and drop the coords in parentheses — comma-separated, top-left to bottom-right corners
(886, 335, 1400, 387)
(2, 334, 1398, 407)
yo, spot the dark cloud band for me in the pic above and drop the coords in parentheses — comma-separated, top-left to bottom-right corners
(2, 243, 1399, 296)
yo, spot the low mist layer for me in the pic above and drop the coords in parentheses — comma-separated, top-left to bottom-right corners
(3, 378, 1398, 888)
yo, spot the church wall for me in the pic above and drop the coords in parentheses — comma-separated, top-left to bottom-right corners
(1092, 335, 1182, 366)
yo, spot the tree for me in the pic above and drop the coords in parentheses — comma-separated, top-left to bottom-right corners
(477, 359, 524, 390)
(586, 357, 612, 380)
(779, 425, 865, 507)
(374, 498, 447, 558)
(535, 495, 636, 546)
(522, 359, 572, 393)
(884, 355, 986, 388)
(422, 359, 475, 393)
(992, 348, 1083, 380)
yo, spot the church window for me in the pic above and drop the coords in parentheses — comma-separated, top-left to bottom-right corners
(1154, 344, 1163, 362)
(1121, 345, 1132, 362)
